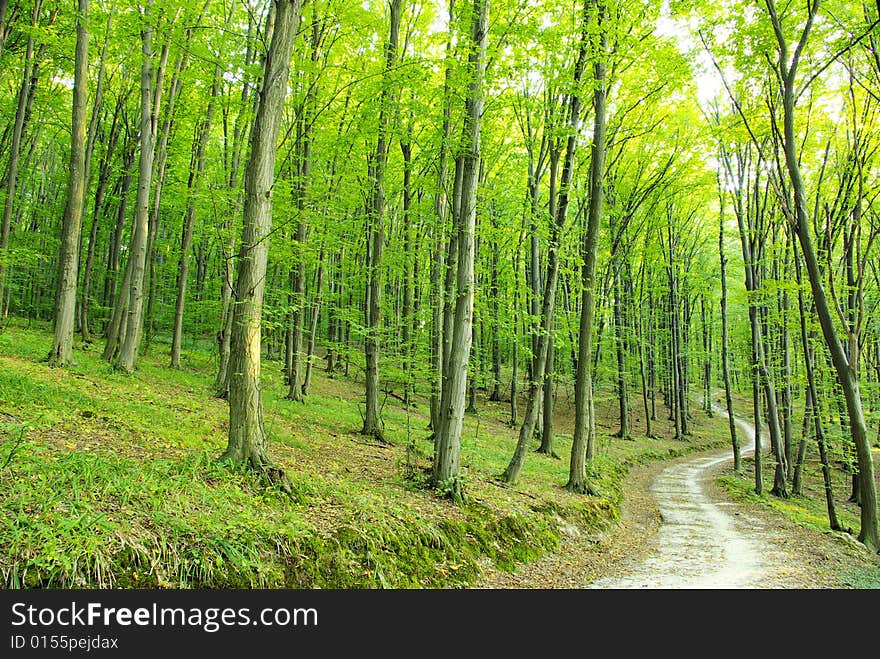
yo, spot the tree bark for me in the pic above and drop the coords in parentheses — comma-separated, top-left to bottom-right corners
(613, 254, 630, 439)
(171, 64, 220, 368)
(362, 0, 402, 439)
(765, 0, 872, 541)
(503, 0, 588, 485)
(223, 0, 302, 469)
(568, 0, 605, 494)
(78, 2, 116, 342)
(113, 2, 156, 374)
(433, 0, 487, 499)
(0, 0, 41, 309)
(718, 183, 740, 471)
(795, 246, 841, 530)
(538, 334, 556, 455)
(302, 242, 325, 396)
(48, 0, 90, 367)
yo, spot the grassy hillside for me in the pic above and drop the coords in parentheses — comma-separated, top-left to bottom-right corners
(0, 322, 732, 588)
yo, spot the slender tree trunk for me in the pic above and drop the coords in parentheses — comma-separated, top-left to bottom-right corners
(701, 293, 712, 416)
(0, 0, 9, 59)
(48, 0, 90, 366)
(613, 256, 630, 439)
(489, 211, 502, 402)
(171, 65, 220, 368)
(0, 0, 41, 309)
(144, 4, 209, 349)
(401, 136, 414, 405)
(223, 0, 302, 469)
(568, 0, 605, 494)
(430, 0, 455, 433)
(433, 0, 487, 499)
(103, 140, 134, 317)
(667, 226, 684, 440)
(287, 68, 317, 400)
(114, 3, 156, 374)
(718, 185, 740, 471)
(362, 0, 402, 439)
(765, 0, 870, 534)
(503, 1, 588, 485)
(215, 10, 256, 397)
(780, 247, 793, 479)
(78, 2, 116, 341)
(636, 255, 654, 438)
(537, 334, 556, 455)
(752, 363, 763, 495)
(791, 387, 809, 496)
(795, 249, 841, 530)
(81, 96, 123, 342)
(509, 243, 521, 427)
(302, 242, 325, 396)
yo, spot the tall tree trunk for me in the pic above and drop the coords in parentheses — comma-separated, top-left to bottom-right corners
(302, 242, 325, 396)
(667, 225, 684, 440)
(780, 246, 794, 479)
(171, 64, 220, 368)
(489, 214, 502, 402)
(430, 0, 455, 433)
(509, 242, 521, 427)
(791, 387, 809, 496)
(102, 139, 134, 318)
(538, 334, 556, 455)
(0, 0, 41, 310)
(795, 246, 841, 530)
(223, 0, 302, 469)
(48, 0, 90, 366)
(636, 259, 654, 438)
(502, 0, 588, 485)
(433, 0, 487, 499)
(701, 293, 712, 416)
(362, 0, 402, 439)
(613, 255, 630, 439)
(78, 2, 116, 342)
(286, 64, 317, 401)
(718, 184, 740, 471)
(113, 3, 156, 374)
(401, 135, 414, 405)
(215, 9, 257, 398)
(765, 0, 870, 525)
(0, 0, 10, 59)
(568, 0, 605, 494)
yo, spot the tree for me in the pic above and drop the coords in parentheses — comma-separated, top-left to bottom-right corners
(362, 0, 403, 439)
(568, 0, 607, 494)
(761, 0, 876, 548)
(110, 0, 155, 373)
(432, 0, 488, 499)
(502, 0, 589, 484)
(222, 0, 303, 471)
(48, 0, 90, 366)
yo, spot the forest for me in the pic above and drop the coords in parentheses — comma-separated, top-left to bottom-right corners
(1, 0, 879, 590)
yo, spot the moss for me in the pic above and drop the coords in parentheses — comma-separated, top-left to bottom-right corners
(0, 324, 739, 589)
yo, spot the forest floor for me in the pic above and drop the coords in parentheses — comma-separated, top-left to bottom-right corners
(0, 321, 731, 588)
(477, 407, 880, 588)
(1, 320, 879, 588)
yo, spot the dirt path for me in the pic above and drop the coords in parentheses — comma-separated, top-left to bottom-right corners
(477, 408, 879, 589)
(589, 409, 766, 588)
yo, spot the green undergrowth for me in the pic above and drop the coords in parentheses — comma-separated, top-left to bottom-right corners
(717, 456, 870, 540)
(718, 456, 880, 585)
(1, 322, 731, 588)
(0, 440, 563, 588)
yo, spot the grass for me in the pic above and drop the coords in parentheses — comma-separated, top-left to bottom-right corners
(1, 320, 733, 588)
(715, 398, 880, 586)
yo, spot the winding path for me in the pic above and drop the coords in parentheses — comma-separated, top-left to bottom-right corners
(589, 407, 772, 588)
